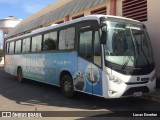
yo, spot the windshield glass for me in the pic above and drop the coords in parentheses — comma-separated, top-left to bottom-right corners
(105, 21, 135, 68)
(105, 21, 154, 69)
(130, 25, 154, 67)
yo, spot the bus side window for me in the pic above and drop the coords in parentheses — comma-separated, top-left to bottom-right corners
(22, 38, 30, 53)
(66, 27, 75, 49)
(31, 35, 42, 52)
(9, 41, 15, 54)
(43, 31, 57, 51)
(59, 29, 66, 50)
(79, 31, 92, 61)
(59, 27, 75, 50)
(94, 31, 101, 67)
(15, 40, 22, 53)
(6, 42, 9, 54)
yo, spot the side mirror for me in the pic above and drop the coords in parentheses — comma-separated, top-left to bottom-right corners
(100, 30, 107, 44)
(100, 23, 107, 44)
(99, 23, 106, 28)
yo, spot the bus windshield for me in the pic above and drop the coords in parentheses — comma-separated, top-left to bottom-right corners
(104, 21, 154, 72)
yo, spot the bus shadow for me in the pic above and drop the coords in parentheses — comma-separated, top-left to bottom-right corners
(0, 68, 159, 112)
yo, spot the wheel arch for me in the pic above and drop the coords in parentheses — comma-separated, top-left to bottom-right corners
(59, 70, 73, 86)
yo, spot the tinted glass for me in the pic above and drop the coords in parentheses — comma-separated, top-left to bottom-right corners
(22, 38, 30, 53)
(94, 31, 101, 67)
(43, 31, 57, 51)
(15, 40, 21, 53)
(79, 31, 92, 61)
(59, 27, 75, 50)
(31, 35, 42, 52)
(9, 41, 15, 54)
(59, 29, 66, 50)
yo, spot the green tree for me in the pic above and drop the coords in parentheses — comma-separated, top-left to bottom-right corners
(0, 49, 4, 57)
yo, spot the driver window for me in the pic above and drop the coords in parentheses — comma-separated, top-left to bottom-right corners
(79, 31, 92, 61)
(94, 31, 101, 67)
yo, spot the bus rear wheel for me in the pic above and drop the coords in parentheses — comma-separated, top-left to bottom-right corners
(61, 75, 74, 98)
(17, 67, 23, 83)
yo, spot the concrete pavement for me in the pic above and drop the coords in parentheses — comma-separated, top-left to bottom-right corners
(142, 88, 160, 102)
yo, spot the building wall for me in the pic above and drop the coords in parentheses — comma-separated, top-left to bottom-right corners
(116, 0, 122, 17)
(17, 0, 73, 27)
(53, 0, 109, 23)
(70, 1, 109, 20)
(144, 0, 160, 78)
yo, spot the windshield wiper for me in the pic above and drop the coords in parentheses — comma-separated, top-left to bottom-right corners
(141, 47, 150, 67)
(121, 56, 133, 70)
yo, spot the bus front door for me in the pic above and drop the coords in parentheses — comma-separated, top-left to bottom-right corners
(75, 30, 103, 96)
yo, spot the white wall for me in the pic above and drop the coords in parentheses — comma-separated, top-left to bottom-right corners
(0, 19, 21, 28)
(144, 0, 160, 78)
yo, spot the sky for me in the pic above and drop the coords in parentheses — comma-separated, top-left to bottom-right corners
(0, 0, 58, 49)
(0, 0, 58, 19)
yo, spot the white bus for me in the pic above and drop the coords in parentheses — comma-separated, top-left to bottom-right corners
(5, 15, 156, 98)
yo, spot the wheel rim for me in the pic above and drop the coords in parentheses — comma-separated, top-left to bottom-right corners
(64, 81, 72, 93)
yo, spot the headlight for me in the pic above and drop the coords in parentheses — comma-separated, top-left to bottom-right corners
(150, 73, 156, 82)
(108, 74, 123, 84)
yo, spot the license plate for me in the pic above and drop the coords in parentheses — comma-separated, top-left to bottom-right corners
(133, 92, 142, 97)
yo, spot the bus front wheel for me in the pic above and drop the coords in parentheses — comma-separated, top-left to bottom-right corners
(61, 75, 74, 98)
(17, 67, 23, 83)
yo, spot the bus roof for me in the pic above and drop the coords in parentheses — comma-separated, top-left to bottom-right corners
(7, 15, 141, 42)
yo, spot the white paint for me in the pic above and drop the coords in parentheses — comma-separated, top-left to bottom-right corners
(24, 57, 45, 75)
(0, 16, 22, 28)
(102, 68, 156, 98)
(0, 19, 21, 28)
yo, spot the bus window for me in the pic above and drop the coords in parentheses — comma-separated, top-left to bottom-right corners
(31, 35, 42, 52)
(59, 27, 75, 50)
(9, 41, 15, 54)
(79, 31, 92, 61)
(66, 27, 75, 49)
(15, 40, 22, 53)
(22, 38, 30, 53)
(94, 31, 101, 67)
(59, 29, 66, 50)
(43, 31, 57, 51)
(6, 42, 9, 54)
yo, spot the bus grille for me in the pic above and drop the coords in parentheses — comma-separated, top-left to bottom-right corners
(122, 86, 149, 96)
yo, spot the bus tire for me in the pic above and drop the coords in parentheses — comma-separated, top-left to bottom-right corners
(17, 67, 24, 83)
(61, 75, 74, 98)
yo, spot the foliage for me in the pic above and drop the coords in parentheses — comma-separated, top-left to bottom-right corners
(0, 49, 4, 57)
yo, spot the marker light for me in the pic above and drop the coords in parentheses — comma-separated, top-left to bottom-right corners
(108, 74, 123, 84)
